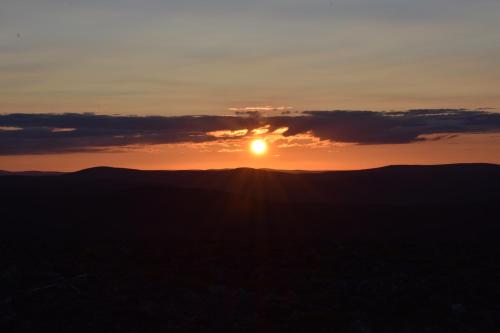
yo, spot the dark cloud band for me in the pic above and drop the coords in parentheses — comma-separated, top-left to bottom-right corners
(1, 109, 499, 155)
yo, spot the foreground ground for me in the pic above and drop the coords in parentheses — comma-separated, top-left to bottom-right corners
(1, 164, 499, 332)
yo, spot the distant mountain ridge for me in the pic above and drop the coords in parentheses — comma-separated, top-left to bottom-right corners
(3, 163, 499, 176)
(2, 163, 499, 205)
(10, 162, 500, 176)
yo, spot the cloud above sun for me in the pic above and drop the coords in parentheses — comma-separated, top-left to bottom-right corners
(1, 109, 500, 155)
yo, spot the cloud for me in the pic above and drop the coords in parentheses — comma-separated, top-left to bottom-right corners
(268, 109, 500, 145)
(0, 113, 261, 155)
(233, 111, 262, 118)
(0, 126, 23, 131)
(207, 129, 248, 138)
(1, 109, 500, 155)
(51, 127, 77, 133)
(251, 125, 271, 136)
(273, 127, 289, 135)
(274, 132, 333, 149)
(229, 106, 294, 112)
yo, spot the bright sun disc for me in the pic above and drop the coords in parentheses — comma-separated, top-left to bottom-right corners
(250, 139, 268, 155)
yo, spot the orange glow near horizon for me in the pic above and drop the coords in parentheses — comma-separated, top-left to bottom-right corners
(0, 133, 500, 172)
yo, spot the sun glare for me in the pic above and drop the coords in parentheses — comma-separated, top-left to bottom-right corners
(250, 139, 268, 155)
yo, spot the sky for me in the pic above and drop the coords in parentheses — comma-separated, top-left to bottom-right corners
(1, 0, 500, 171)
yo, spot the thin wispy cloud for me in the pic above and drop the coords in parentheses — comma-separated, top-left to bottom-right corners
(229, 106, 294, 112)
(0, 126, 23, 131)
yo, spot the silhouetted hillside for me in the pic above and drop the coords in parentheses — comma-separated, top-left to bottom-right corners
(1, 163, 500, 241)
(1, 164, 500, 332)
(74, 164, 500, 204)
(3, 163, 499, 204)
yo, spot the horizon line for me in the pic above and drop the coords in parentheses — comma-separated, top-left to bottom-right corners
(1, 162, 499, 175)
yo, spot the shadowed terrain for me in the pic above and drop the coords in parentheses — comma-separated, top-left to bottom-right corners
(1, 164, 500, 332)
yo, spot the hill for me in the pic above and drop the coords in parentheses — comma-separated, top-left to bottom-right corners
(1, 164, 500, 332)
(3, 163, 500, 204)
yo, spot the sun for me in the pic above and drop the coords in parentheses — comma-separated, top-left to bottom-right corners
(250, 139, 268, 155)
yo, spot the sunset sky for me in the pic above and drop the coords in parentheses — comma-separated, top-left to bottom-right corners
(1, 0, 500, 171)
